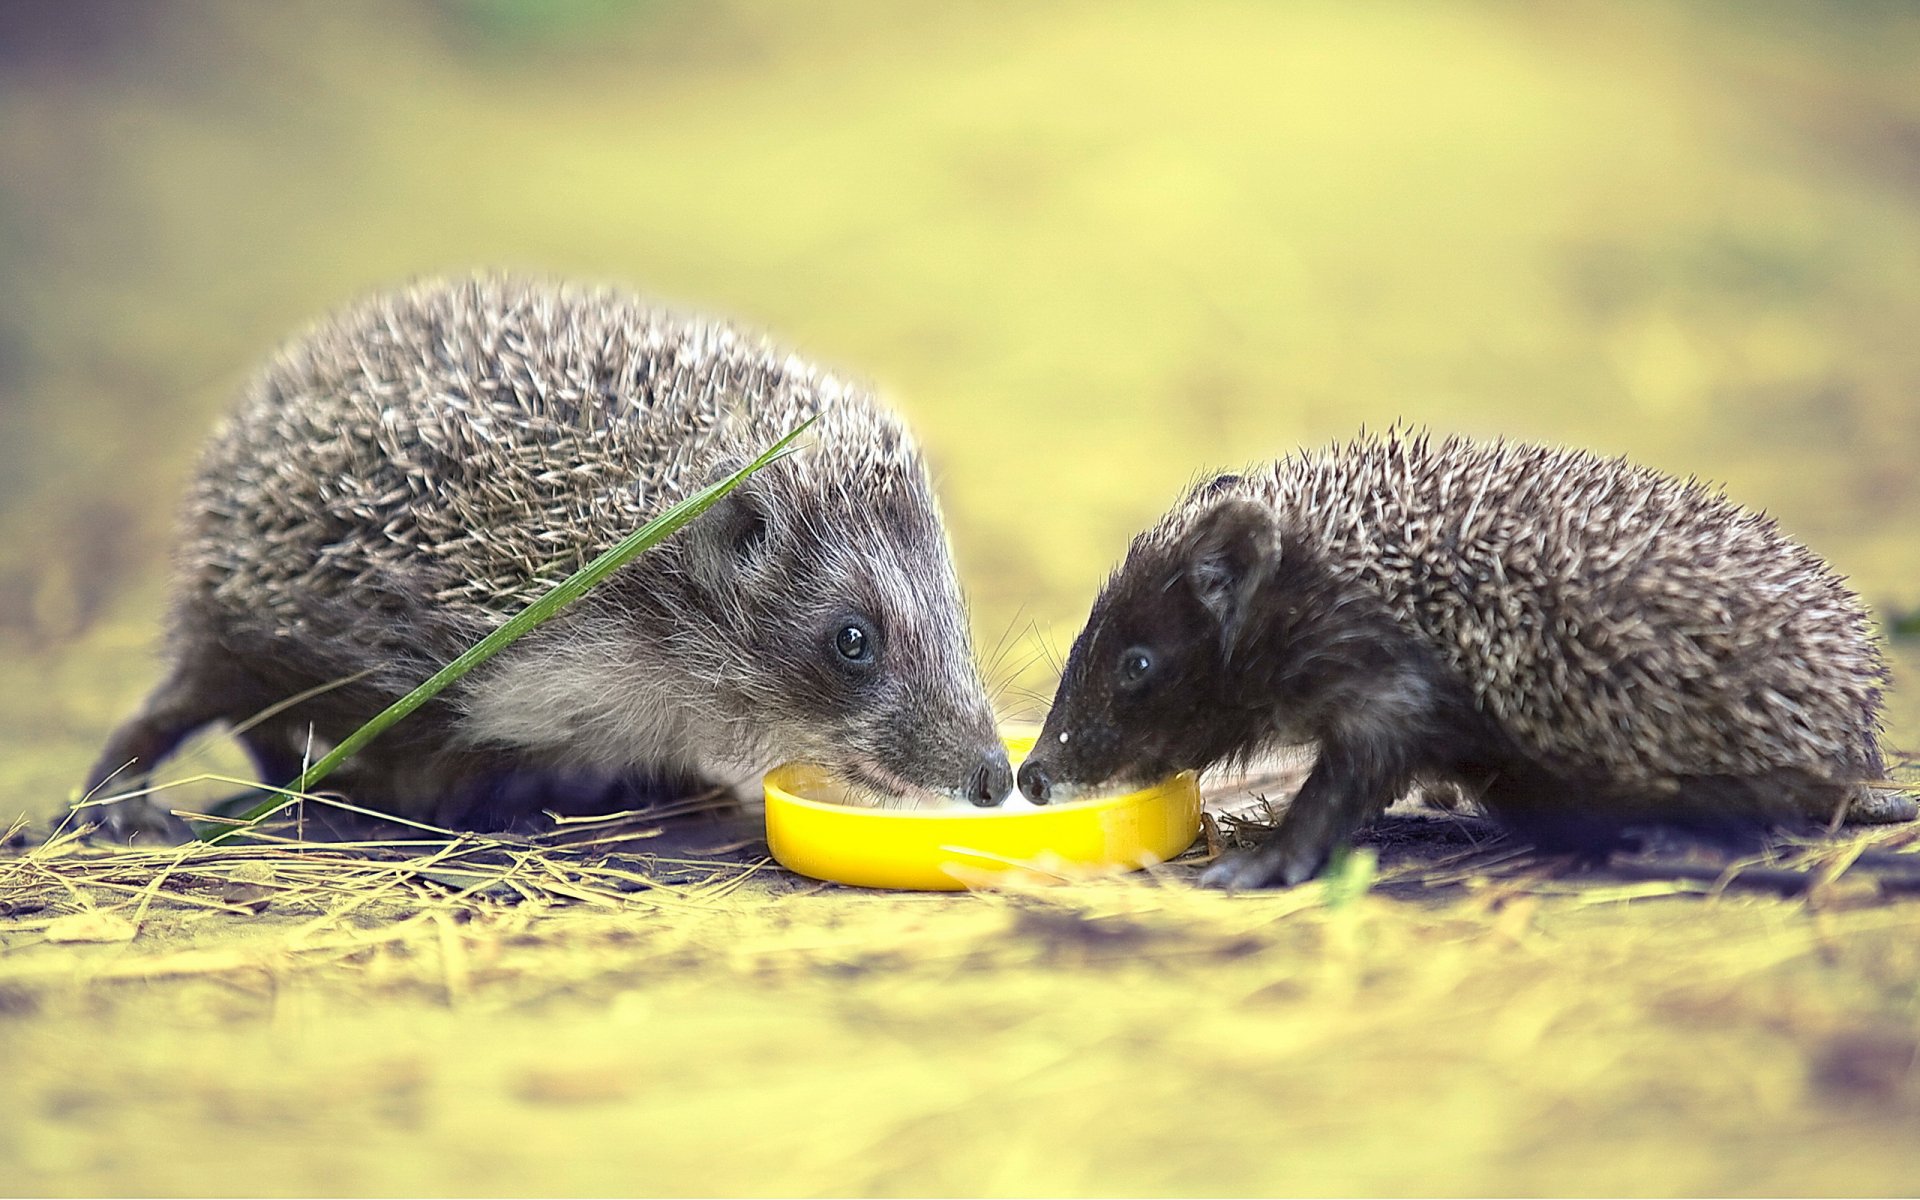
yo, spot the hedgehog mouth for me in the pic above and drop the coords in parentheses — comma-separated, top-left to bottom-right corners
(1025, 750, 1165, 800)
(836, 757, 945, 809)
(1078, 757, 1180, 797)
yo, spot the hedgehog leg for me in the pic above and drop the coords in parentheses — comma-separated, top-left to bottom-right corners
(423, 764, 723, 833)
(1709, 771, 1918, 829)
(1480, 767, 1860, 856)
(1842, 783, 1918, 826)
(83, 664, 228, 843)
(1203, 738, 1409, 889)
(1472, 764, 1637, 856)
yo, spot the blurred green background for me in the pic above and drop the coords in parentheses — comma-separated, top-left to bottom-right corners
(4, 0, 1920, 807)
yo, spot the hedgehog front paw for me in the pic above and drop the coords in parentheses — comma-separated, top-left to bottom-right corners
(1844, 785, 1918, 826)
(85, 797, 193, 845)
(1200, 833, 1329, 890)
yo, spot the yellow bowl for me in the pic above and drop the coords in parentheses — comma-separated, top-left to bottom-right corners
(764, 735, 1201, 891)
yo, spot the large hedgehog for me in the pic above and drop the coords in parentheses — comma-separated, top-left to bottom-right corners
(1013, 429, 1908, 888)
(89, 274, 1010, 837)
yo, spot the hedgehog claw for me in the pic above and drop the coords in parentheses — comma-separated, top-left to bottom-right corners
(86, 797, 194, 845)
(1844, 786, 1918, 826)
(1199, 839, 1326, 890)
(1198, 852, 1263, 890)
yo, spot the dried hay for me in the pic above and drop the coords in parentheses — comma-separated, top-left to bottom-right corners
(5, 773, 1920, 1196)
(8, 764, 1920, 1006)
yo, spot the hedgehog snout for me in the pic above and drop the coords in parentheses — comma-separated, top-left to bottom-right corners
(1017, 759, 1053, 805)
(967, 751, 1016, 807)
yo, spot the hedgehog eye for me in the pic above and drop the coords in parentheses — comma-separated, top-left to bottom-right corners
(1117, 646, 1155, 688)
(833, 619, 876, 667)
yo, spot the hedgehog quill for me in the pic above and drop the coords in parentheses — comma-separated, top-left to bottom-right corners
(89, 275, 1012, 839)
(1014, 429, 1912, 888)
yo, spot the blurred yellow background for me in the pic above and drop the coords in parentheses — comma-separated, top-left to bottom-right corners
(5, 3, 1920, 768)
(3, 6, 1920, 1194)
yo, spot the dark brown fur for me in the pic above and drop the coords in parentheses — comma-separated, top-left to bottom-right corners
(1016, 430, 1906, 887)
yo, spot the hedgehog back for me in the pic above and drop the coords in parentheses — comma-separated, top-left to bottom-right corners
(176, 276, 879, 670)
(1243, 431, 1886, 786)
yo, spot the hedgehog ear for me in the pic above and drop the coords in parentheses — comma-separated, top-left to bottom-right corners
(681, 460, 772, 592)
(1183, 499, 1278, 653)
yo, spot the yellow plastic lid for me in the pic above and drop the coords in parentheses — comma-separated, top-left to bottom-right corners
(763, 734, 1201, 891)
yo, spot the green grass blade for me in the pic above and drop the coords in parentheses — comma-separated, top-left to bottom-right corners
(200, 417, 816, 842)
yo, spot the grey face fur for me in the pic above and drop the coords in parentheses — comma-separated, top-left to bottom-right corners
(88, 275, 1009, 835)
(462, 400, 1005, 806)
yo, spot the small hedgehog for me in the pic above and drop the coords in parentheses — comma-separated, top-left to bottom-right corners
(89, 274, 1011, 837)
(1013, 429, 1909, 888)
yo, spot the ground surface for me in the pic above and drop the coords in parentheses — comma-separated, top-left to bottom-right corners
(5, 792, 1920, 1197)
(5, 3, 1920, 1195)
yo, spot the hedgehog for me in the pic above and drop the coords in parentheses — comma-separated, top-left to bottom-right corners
(87, 274, 1012, 839)
(1011, 429, 1910, 888)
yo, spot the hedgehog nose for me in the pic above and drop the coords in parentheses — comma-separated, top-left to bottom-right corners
(966, 752, 1015, 807)
(1017, 760, 1053, 805)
